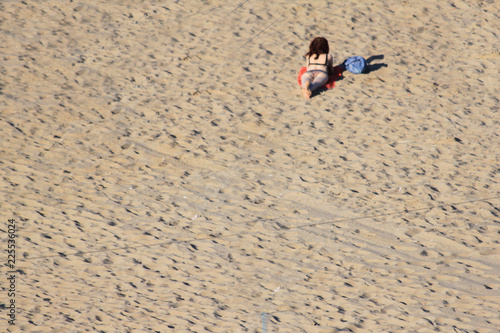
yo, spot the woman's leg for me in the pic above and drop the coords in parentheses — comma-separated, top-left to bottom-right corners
(309, 72, 329, 92)
(301, 73, 313, 98)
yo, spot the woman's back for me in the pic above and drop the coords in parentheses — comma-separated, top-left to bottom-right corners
(306, 53, 333, 73)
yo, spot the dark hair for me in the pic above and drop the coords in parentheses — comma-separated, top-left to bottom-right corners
(305, 37, 329, 60)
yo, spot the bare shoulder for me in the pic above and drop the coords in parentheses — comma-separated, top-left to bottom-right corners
(327, 54, 334, 66)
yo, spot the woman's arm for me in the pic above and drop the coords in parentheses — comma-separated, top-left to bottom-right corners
(327, 54, 335, 75)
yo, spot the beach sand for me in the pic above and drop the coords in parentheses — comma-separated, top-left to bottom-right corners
(1, 0, 499, 331)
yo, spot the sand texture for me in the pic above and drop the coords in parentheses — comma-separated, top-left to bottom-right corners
(1, 0, 500, 332)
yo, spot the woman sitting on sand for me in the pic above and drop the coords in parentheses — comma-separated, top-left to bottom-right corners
(301, 37, 334, 98)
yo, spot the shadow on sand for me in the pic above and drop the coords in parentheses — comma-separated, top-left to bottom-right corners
(363, 54, 388, 74)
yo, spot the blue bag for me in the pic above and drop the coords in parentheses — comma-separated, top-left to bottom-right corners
(344, 56, 367, 74)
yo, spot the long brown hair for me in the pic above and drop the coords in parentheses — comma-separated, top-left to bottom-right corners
(305, 37, 329, 60)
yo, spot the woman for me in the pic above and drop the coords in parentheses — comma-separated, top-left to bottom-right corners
(301, 37, 334, 98)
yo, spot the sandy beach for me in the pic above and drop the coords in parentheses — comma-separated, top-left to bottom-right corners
(1, 0, 499, 331)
